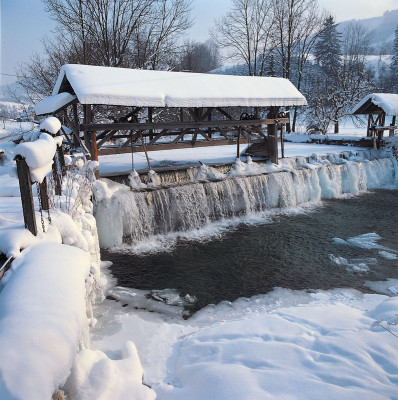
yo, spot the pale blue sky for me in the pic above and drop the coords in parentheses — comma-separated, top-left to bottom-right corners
(1, 0, 397, 85)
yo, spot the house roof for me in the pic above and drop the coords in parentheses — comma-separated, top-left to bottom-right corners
(352, 93, 398, 116)
(36, 64, 307, 115)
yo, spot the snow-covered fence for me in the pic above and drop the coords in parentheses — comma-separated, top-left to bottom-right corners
(14, 117, 65, 236)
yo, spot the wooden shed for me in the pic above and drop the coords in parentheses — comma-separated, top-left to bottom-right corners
(352, 93, 398, 148)
(35, 64, 307, 166)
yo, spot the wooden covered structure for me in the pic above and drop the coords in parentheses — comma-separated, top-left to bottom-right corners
(352, 93, 398, 148)
(35, 64, 307, 166)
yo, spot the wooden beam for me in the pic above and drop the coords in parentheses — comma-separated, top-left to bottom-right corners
(97, 129, 119, 148)
(216, 107, 234, 120)
(267, 106, 280, 164)
(81, 118, 286, 132)
(148, 129, 169, 145)
(98, 137, 255, 156)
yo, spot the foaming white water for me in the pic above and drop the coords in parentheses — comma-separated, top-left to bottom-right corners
(95, 154, 396, 248)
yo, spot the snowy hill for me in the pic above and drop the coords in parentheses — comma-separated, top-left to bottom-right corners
(337, 9, 398, 53)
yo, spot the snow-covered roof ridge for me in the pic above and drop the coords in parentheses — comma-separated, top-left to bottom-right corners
(352, 93, 398, 116)
(50, 64, 307, 109)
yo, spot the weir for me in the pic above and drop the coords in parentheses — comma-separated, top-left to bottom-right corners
(95, 150, 397, 248)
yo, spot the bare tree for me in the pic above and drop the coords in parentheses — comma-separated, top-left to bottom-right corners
(212, 0, 274, 76)
(128, 0, 193, 70)
(178, 40, 221, 72)
(18, 0, 193, 102)
(42, 0, 155, 67)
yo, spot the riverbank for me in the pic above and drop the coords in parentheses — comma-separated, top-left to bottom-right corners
(1, 123, 398, 399)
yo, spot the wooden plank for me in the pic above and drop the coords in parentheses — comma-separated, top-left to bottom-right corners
(81, 118, 287, 132)
(98, 137, 254, 155)
(15, 156, 37, 236)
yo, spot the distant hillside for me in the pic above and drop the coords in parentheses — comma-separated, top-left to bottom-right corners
(337, 9, 398, 53)
(0, 82, 30, 105)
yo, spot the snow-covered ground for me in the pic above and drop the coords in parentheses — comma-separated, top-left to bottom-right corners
(1, 121, 398, 399)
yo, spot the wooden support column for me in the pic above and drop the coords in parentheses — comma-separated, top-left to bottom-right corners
(72, 102, 80, 147)
(148, 107, 154, 140)
(366, 115, 372, 137)
(237, 127, 241, 159)
(267, 107, 279, 164)
(15, 155, 37, 236)
(390, 116, 396, 137)
(83, 104, 92, 151)
(89, 131, 98, 162)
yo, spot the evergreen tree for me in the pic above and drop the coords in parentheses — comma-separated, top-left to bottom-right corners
(392, 26, 398, 74)
(314, 16, 342, 76)
(391, 25, 398, 92)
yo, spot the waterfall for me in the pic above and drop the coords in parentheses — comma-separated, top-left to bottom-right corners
(95, 154, 396, 248)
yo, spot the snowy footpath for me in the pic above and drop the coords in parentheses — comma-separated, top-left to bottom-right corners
(1, 122, 398, 399)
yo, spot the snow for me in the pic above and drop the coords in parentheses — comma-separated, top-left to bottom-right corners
(88, 283, 398, 400)
(51, 64, 307, 108)
(15, 132, 62, 182)
(352, 93, 398, 116)
(0, 242, 91, 400)
(99, 142, 365, 176)
(1, 120, 398, 399)
(39, 115, 62, 134)
(35, 92, 76, 116)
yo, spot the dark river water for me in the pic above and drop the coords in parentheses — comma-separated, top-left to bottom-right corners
(102, 189, 398, 312)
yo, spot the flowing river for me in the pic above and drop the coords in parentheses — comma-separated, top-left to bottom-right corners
(97, 152, 398, 313)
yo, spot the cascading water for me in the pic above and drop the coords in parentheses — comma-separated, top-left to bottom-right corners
(95, 152, 397, 248)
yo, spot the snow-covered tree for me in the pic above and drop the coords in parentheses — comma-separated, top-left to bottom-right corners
(307, 22, 375, 133)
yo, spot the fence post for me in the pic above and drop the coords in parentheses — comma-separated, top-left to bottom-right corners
(15, 155, 37, 236)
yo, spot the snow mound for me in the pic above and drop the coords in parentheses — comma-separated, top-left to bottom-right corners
(0, 242, 91, 400)
(15, 132, 62, 182)
(39, 116, 62, 135)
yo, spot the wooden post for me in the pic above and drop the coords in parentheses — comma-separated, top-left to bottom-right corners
(39, 177, 50, 211)
(367, 114, 372, 137)
(237, 127, 241, 159)
(148, 107, 154, 140)
(281, 129, 285, 159)
(83, 105, 92, 151)
(390, 116, 396, 137)
(267, 107, 279, 164)
(72, 102, 80, 147)
(208, 108, 212, 138)
(52, 157, 62, 196)
(89, 131, 98, 162)
(15, 155, 37, 236)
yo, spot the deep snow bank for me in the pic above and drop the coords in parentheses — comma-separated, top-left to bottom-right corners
(0, 242, 91, 399)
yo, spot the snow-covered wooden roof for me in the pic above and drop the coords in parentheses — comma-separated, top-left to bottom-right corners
(352, 93, 398, 116)
(35, 92, 77, 116)
(36, 64, 307, 114)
